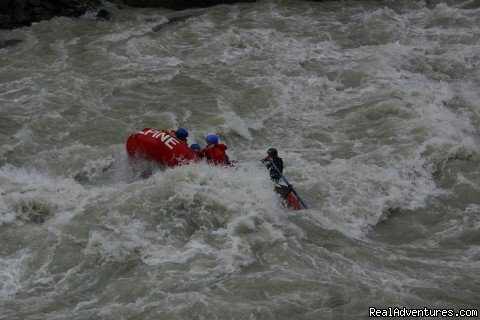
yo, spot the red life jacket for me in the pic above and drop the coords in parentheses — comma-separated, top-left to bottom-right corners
(198, 144, 229, 165)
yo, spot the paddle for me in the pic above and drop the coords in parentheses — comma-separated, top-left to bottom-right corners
(269, 160, 308, 209)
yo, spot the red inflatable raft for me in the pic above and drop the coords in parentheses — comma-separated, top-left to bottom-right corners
(126, 128, 197, 167)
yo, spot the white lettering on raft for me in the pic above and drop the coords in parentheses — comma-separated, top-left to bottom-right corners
(138, 129, 179, 150)
(165, 137, 178, 149)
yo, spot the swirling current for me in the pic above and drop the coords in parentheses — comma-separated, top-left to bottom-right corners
(1, 0, 479, 319)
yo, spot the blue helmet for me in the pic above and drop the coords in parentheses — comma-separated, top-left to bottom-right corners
(190, 143, 201, 152)
(176, 128, 188, 140)
(205, 134, 218, 144)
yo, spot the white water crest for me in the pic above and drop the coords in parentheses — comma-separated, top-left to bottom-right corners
(1, 0, 480, 318)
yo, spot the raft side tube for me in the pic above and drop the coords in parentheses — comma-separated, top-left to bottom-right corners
(126, 128, 197, 167)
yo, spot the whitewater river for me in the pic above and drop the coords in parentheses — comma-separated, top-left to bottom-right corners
(1, 0, 479, 318)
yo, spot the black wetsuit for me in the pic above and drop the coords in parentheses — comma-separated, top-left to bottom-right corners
(274, 185, 292, 199)
(262, 156, 284, 183)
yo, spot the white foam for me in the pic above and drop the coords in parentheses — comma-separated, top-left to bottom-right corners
(85, 162, 285, 272)
(0, 250, 31, 298)
(0, 165, 86, 225)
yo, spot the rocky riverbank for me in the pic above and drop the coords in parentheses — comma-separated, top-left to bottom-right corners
(0, 0, 101, 29)
(121, 0, 255, 10)
(0, 0, 256, 30)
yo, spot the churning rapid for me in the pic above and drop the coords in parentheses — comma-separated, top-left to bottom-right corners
(1, 0, 479, 318)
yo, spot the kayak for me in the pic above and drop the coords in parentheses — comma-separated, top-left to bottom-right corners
(284, 191, 302, 211)
(274, 185, 302, 211)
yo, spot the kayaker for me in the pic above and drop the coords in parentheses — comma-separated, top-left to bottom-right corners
(262, 148, 284, 183)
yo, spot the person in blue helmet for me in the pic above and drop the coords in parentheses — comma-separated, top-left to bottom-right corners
(190, 143, 201, 154)
(198, 134, 230, 165)
(170, 127, 189, 146)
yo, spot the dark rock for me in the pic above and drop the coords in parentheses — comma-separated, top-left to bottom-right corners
(32, 6, 49, 16)
(0, 1, 10, 11)
(122, 0, 255, 10)
(96, 8, 110, 20)
(0, 39, 22, 48)
(0, 0, 102, 29)
(0, 0, 255, 29)
(15, 0, 28, 10)
(39, 1, 53, 10)
(14, 8, 27, 22)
